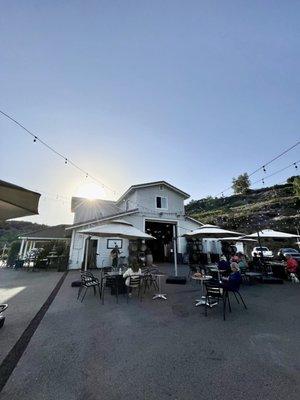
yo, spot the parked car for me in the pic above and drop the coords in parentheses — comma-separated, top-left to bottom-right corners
(277, 248, 300, 261)
(251, 246, 273, 258)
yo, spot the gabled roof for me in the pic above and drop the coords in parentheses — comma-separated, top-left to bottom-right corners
(71, 197, 122, 224)
(116, 181, 190, 204)
(66, 209, 139, 231)
(71, 197, 119, 214)
(19, 224, 71, 240)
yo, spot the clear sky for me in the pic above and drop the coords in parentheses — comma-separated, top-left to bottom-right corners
(0, 1, 299, 225)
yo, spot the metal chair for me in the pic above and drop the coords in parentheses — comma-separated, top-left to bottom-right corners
(126, 275, 143, 303)
(142, 268, 159, 293)
(77, 272, 101, 302)
(204, 281, 247, 321)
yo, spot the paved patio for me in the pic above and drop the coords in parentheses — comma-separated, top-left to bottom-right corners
(0, 268, 63, 364)
(0, 264, 299, 399)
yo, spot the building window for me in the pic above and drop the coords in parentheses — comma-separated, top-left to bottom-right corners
(156, 196, 168, 210)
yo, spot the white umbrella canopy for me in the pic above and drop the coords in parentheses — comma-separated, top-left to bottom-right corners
(244, 229, 299, 239)
(79, 220, 155, 271)
(0, 180, 40, 221)
(217, 237, 258, 242)
(182, 224, 244, 238)
(79, 220, 156, 240)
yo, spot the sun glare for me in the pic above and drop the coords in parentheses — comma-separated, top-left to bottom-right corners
(75, 182, 104, 200)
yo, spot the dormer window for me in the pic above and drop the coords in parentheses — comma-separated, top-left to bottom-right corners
(156, 196, 168, 210)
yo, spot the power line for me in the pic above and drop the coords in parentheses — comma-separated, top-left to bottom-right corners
(0, 109, 117, 195)
(248, 142, 300, 177)
(251, 159, 300, 186)
(216, 140, 300, 196)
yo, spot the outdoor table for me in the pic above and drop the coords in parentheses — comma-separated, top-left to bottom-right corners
(245, 271, 263, 283)
(106, 272, 126, 295)
(107, 271, 146, 295)
(192, 275, 213, 306)
(152, 274, 167, 300)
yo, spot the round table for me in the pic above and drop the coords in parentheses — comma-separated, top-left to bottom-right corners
(152, 274, 167, 300)
(192, 275, 213, 306)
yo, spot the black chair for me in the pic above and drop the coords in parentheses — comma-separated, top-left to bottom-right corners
(225, 283, 247, 311)
(142, 268, 159, 293)
(126, 275, 143, 303)
(204, 281, 247, 321)
(100, 274, 120, 305)
(77, 272, 101, 302)
(204, 283, 227, 320)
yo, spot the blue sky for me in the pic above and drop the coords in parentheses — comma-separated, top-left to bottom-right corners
(0, 1, 299, 225)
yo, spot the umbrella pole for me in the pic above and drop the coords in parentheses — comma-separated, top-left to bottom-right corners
(256, 229, 267, 273)
(84, 236, 90, 272)
(173, 225, 178, 277)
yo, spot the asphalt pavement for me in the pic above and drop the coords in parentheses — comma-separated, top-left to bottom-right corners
(0, 265, 299, 400)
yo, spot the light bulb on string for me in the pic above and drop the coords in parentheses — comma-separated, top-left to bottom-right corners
(33, 136, 37, 143)
(263, 166, 266, 173)
(65, 158, 68, 165)
(294, 162, 298, 169)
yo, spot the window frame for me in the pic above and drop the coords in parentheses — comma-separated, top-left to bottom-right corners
(155, 196, 168, 210)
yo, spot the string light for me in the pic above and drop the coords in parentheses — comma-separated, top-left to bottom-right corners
(0, 109, 117, 195)
(215, 141, 300, 197)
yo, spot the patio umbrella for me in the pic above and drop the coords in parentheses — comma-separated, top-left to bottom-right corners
(182, 224, 244, 238)
(243, 229, 300, 267)
(0, 180, 40, 221)
(79, 220, 155, 271)
(217, 237, 257, 242)
(182, 225, 244, 264)
(243, 229, 299, 239)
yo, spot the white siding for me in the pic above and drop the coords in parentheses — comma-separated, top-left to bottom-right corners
(135, 185, 185, 214)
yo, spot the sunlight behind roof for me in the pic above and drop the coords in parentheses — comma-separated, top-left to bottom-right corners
(74, 182, 104, 200)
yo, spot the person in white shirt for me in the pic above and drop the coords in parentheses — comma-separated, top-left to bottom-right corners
(123, 260, 142, 287)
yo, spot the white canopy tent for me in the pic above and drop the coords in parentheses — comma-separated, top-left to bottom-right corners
(79, 220, 155, 271)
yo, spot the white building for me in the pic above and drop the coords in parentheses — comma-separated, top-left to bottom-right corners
(67, 181, 202, 269)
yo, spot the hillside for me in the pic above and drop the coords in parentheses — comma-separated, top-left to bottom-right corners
(0, 221, 48, 249)
(185, 180, 300, 234)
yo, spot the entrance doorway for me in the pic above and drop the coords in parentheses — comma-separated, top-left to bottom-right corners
(83, 238, 98, 269)
(145, 221, 176, 263)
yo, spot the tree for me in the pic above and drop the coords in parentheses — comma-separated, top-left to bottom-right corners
(293, 176, 300, 198)
(7, 241, 21, 266)
(232, 173, 250, 194)
(287, 175, 298, 184)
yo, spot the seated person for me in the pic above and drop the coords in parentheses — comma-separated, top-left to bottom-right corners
(285, 254, 298, 277)
(237, 253, 248, 274)
(123, 260, 142, 287)
(217, 255, 230, 273)
(230, 254, 239, 263)
(208, 263, 242, 290)
(222, 262, 242, 291)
